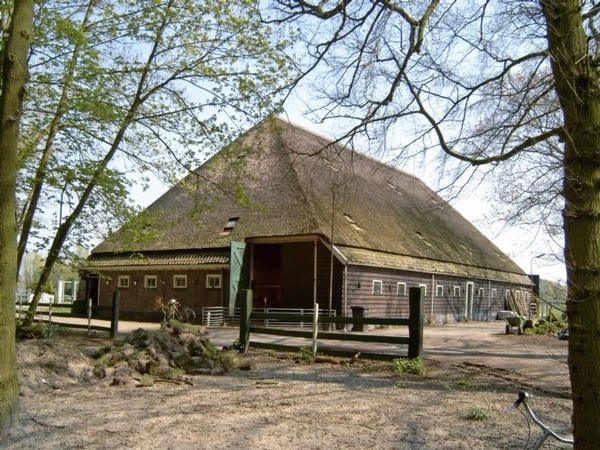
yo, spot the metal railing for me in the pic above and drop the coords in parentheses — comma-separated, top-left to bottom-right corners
(201, 306, 335, 328)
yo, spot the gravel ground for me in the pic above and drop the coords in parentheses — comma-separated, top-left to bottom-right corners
(1, 322, 572, 450)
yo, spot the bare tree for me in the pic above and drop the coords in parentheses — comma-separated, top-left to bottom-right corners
(270, 0, 600, 447)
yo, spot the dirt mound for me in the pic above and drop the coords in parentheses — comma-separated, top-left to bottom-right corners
(16, 325, 249, 395)
(93, 325, 248, 386)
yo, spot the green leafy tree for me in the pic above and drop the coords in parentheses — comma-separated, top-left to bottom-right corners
(270, 0, 599, 447)
(0, 0, 35, 437)
(16, 0, 294, 325)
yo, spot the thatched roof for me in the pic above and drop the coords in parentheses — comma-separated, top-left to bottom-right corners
(89, 118, 528, 283)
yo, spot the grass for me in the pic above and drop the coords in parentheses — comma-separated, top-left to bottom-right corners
(464, 407, 491, 421)
(392, 357, 426, 376)
(296, 346, 316, 362)
(457, 375, 477, 389)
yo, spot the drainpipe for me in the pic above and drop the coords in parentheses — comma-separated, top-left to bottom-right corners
(430, 274, 435, 319)
(343, 265, 348, 331)
(329, 183, 337, 319)
(313, 240, 317, 306)
(488, 280, 491, 321)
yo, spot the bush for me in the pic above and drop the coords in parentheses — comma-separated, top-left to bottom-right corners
(392, 357, 425, 375)
(16, 322, 59, 340)
(524, 320, 564, 336)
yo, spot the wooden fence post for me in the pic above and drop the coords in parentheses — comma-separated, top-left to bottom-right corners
(87, 297, 93, 336)
(408, 287, 424, 359)
(311, 303, 319, 356)
(110, 291, 120, 339)
(239, 289, 252, 352)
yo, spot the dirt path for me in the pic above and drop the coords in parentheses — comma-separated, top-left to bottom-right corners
(2, 321, 571, 450)
(208, 321, 569, 394)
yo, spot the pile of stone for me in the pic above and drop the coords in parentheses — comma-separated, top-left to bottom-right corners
(93, 325, 247, 386)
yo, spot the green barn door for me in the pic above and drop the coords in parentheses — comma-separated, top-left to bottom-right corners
(229, 242, 250, 315)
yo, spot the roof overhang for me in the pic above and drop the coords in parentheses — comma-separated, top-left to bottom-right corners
(81, 249, 230, 271)
(338, 246, 530, 285)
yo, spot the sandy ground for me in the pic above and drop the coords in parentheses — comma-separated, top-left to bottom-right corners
(1, 321, 572, 450)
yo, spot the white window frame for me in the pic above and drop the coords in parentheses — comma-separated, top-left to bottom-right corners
(478, 287, 484, 297)
(144, 275, 157, 289)
(436, 285, 444, 297)
(419, 284, 427, 296)
(397, 282, 406, 296)
(372, 280, 383, 295)
(117, 275, 130, 289)
(492, 288, 497, 298)
(206, 274, 222, 289)
(173, 275, 187, 289)
(453, 286, 461, 297)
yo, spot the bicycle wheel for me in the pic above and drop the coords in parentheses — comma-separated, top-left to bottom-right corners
(183, 308, 196, 324)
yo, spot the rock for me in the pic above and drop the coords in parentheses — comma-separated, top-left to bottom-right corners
(94, 365, 108, 379)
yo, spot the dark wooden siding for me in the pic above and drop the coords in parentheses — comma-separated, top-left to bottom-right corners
(95, 267, 227, 320)
(345, 265, 530, 323)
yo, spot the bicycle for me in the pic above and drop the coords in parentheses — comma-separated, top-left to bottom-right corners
(165, 298, 196, 324)
(510, 391, 573, 449)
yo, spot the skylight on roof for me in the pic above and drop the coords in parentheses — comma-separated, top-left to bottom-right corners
(343, 213, 363, 231)
(415, 231, 432, 246)
(387, 181, 402, 195)
(221, 217, 239, 235)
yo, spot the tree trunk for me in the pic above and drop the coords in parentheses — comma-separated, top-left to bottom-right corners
(0, 0, 35, 438)
(541, 0, 600, 447)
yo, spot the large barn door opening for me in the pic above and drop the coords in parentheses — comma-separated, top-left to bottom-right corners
(229, 242, 249, 315)
(465, 282, 474, 320)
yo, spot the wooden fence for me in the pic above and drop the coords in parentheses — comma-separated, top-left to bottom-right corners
(15, 293, 121, 337)
(239, 287, 424, 360)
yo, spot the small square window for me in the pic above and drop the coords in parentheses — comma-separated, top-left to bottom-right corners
(206, 274, 222, 289)
(118, 275, 130, 288)
(454, 286, 461, 297)
(372, 280, 382, 295)
(478, 288, 484, 297)
(397, 282, 406, 296)
(174, 275, 187, 289)
(492, 288, 497, 297)
(436, 285, 444, 297)
(145, 275, 157, 289)
(419, 284, 427, 296)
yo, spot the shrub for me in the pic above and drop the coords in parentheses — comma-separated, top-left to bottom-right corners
(524, 320, 564, 336)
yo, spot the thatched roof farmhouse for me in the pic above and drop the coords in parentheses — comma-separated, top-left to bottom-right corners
(80, 118, 530, 323)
